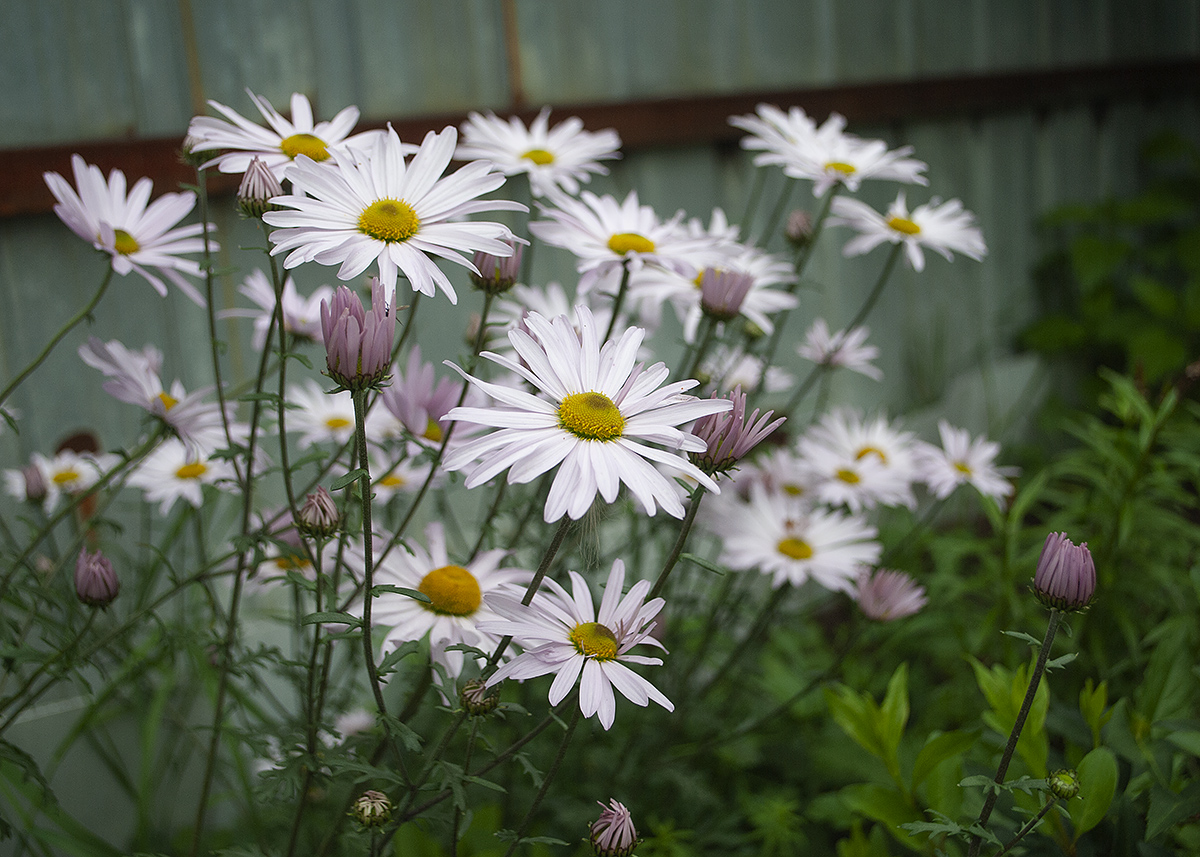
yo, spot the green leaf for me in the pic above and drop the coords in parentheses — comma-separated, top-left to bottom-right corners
(680, 553, 727, 575)
(377, 640, 421, 677)
(912, 730, 979, 790)
(840, 784, 926, 849)
(1070, 233, 1128, 292)
(1070, 747, 1118, 839)
(300, 611, 361, 627)
(282, 350, 314, 369)
(1000, 630, 1044, 647)
(880, 663, 910, 761)
(238, 391, 282, 405)
(1146, 781, 1200, 840)
(372, 584, 430, 602)
(330, 468, 367, 490)
(1079, 679, 1112, 749)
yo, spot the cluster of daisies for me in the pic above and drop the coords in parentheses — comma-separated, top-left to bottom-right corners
(3, 87, 1013, 735)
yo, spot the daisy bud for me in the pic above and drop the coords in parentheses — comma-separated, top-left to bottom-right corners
(237, 156, 284, 219)
(1048, 768, 1080, 800)
(460, 678, 501, 716)
(296, 486, 340, 538)
(320, 278, 396, 392)
(854, 568, 927, 621)
(178, 134, 208, 168)
(75, 549, 119, 608)
(1032, 532, 1096, 612)
(689, 386, 784, 475)
(590, 799, 638, 857)
(785, 209, 814, 247)
(350, 789, 392, 827)
(470, 240, 523, 294)
(698, 268, 755, 322)
(20, 464, 47, 504)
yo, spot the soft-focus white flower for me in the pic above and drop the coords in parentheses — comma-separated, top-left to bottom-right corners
(264, 125, 523, 304)
(916, 421, 1016, 503)
(4, 450, 119, 514)
(187, 90, 385, 181)
(854, 568, 928, 620)
(286, 380, 356, 448)
(797, 319, 882, 380)
(221, 270, 332, 350)
(348, 522, 532, 680)
(830, 192, 986, 272)
(444, 308, 730, 522)
(369, 447, 436, 504)
(711, 482, 880, 591)
(699, 345, 794, 396)
(44, 155, 213, 305)
(377, 346, 458, 446)
(456, 107, 621, 198)
(798, 409, 919, 511)
(127, 438, 237, 516)
(482, 559, 672, 730)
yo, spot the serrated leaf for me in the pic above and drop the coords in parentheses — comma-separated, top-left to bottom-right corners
(331, 468, 367, 490)
(300, 611, 361, 627)
(1070, 747, 1118, 839)
(1000, 630, 1044, 647)
(372, 584, 429, 602)
(1045, 652, 1079, 671)
(283, 350, 313, 369)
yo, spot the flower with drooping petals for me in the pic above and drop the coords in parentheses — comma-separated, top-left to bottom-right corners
(689, 387, 785, 475)
(482, 559, 672, 730)
(1032, 532, 1095, 612)
(221, 270, 333, 351)
(830, 192, 986, 272)
(590, 799, 639, 857)
(377, 346, 458, 445)
(797, 319, 882, 380)
(443, 308, 731, 522)
(854, 568, 927, 620)
(44, 155, 213, 305)
(265, 125, 523, 303)
(457, 107, 622, 198)
(320, 278, 395, 391)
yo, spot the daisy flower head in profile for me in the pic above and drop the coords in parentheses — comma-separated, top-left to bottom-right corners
(456, 107, 622, 198)
(711, 482, 880, 592)
(529, 191, 723, 296)
(481, 558, 672, 730)
(917, 420, 1016, 504)
(127, 438, 237, 516)
(797, 319, 882, 381)
(829, 192, 987, 273)
(349, 522, 532, 681)
(186, 90, 384, 182)
(285, 380, 356, 448)
(43, 155, 213, 305)
(264, 125, 524, 304)
(221, 270, 332, 350)
(443, 307, 731, 523)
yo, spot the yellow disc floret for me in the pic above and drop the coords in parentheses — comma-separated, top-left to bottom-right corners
(954, 461, 973, 475)
(521, 148, 555, 165)
(379, 473, 405, 488)
(358, 199, 420, 243)
(325, 417, 352, 430)
(856, 445, 887, 463)
(280, 133, 331, 162)
(423, 419, 444, 443)
(886, 215, 921, 235)
(176, 462, 208, 480)
(418, 565, 482, 616)
(558, 392, 625, 441)
(835, 468, 860, 485)
(52, 469, 79, 485)
(157, 391, 178, 411)
(777, 537, 814, 560)
(113, 229, 140, 256)
(569, 621, 619, 660)
(607, 233, 655, 255)
(825, 161, 857, 176)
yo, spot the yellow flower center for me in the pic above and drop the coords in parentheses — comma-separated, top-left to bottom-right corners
(777, 537, 814, 560)
(52, 469, 79, 485)
(783, 483, 804, 497)
(954, 461, 973, 475)
(418, 565, 482, 616)
(825, 161, 857, 176)
(886, 215, 921, 235)
(607, 233, 655, 255)
(175, 462, 208, 480)
(274, 554, 312, 570)
(569, 621, 619, 660)
(157, 391, 178, 411)
(325, 417, 352, 430)
(856, 446, 887, 463)
(379, 473, 405, 488)
(521, 148, 555, 165)
(280, 132, 331, 162)
(835, 468, 860, 484)
(358, 198, 421, 243)
(423, 419, 443, 443)
(113, 229, 140, 255)
(558, 392, 625, 441)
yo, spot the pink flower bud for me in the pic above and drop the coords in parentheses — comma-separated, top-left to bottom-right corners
(590, 799, 638, 857)
(75, 549, 119, 607)
(295, 486, 340, 538)
(320, 277, 396, 391)
(1033, 532, 1096, 612)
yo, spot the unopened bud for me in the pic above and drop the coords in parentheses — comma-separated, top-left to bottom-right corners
(460, 678, 501, 716)
(238, 156, 284, 219)
(296, 487, 340, 538)
(470, 240, 523, 294)
(351, 789, 392, 827)
(178, 134, 208, 168)
(1033, 532, 1096, 612)
(1049, 768, 1080, 800)
(698, 268, 755, 322)
(21, 464, 47, 504)
(75, 549, 119, 607)
(590, 799, 638, 857)
(785, 209, 814, 247)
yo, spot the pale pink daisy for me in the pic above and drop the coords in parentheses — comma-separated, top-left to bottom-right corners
(854, 568, 928, 620)
(221, 270, 333, 350)
(916, 421, 1016, 503)
(377, 346, 458, 446)
(829, 192, 987, 272)
(797, 319, 882, 380)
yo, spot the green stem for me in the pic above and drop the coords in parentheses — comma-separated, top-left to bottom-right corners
(844, 242, 903, 334)
(967, 610, 1062, 857)
(994, 798, 1058, 857)
(0, 266, 113, 410)
(602, 262, 632, 342)
(683, 315, 717, 381)
(736, 168, 768, 241)
(757, 176, 796, 249)
(469, 478, 509, 561)
(648, 485, 705, 601)
(697, 584, 789, 700)
(353, 388, 389, 720)
(0, 613, 95, 730)
(501, 706, 581, 857)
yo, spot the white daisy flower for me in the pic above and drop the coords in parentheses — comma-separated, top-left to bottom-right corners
(481, 558, 672, 730)
(286, 380, 356, 448)
(186, 90, 386, 181)
(529, 191, 723, 296)
(370, 447, 436, 504)
(264, 125, 524, 304)
(797, 319, 882, 380)
(43, 155, 212, 305)
(712, 482, 880, 591)
(443, 308, 730, 522)
(798, 409, 919, 511)
(348, 522, 532, 680)
(829, 192, 986, 272)
(917, 421, 1016, 503)
(698, 345, 794, 396)
(220, 270, 332, 350)
(4, 450, 118, 514)
(127, 438, 237, 516)
(456, 107, 621, 198)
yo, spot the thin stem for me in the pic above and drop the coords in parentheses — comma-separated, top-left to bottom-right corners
(648, 485, 705, 601)
(500, 705, 581, 857)
(353, 388, 389, 719)
(469, 478, 509, 561)
(736, 168, 768, 241)
(756, 176, 797, 248)
(683, 316, 717, 382)
(994, 798, 1058, 857)
(844, 242, 903, 334)
(0, 613, 95, 730)
(602, 262, 632, 342)
(967, 610, 1063, 857)
(697, 584, 789, 700)
(451, 717, 482, 855)
(0, 266, 113, 409)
